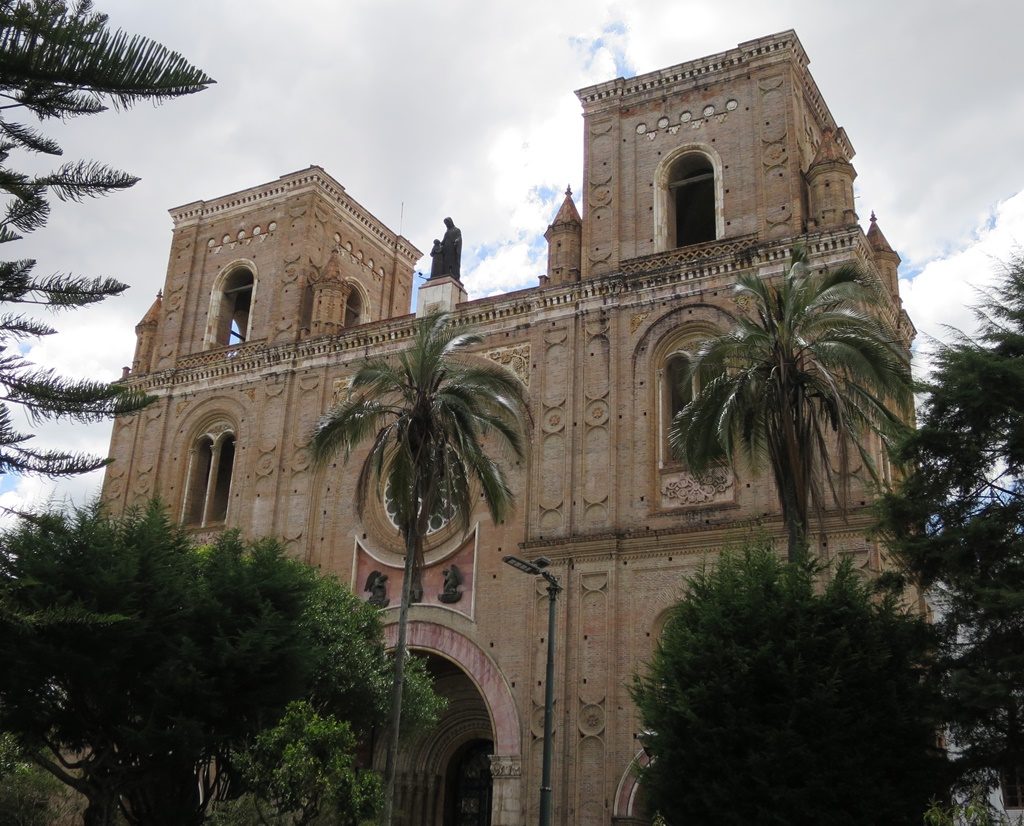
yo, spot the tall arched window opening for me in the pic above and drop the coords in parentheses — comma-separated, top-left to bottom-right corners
(214, 267, 254, 346)
(667, 154, 716, 248)
(662, 350, 699, 466)
(343, 287, 362, 327)
(182, 427, 236, 526)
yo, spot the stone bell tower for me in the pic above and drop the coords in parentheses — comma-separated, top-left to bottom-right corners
(574, 30, 860, 278)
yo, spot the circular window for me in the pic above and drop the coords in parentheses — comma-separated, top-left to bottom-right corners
(383, 478, 455, 535)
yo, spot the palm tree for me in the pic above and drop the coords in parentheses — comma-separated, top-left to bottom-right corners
(310, 312, 529, 825)
(669, 246, 912, 562)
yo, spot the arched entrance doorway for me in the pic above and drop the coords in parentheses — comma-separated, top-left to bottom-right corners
(381, 620, 523, 826)
(384, 654, 495, 825)
(445, 738, 493, 825)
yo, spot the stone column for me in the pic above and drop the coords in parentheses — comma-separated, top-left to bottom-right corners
(489, 754, 523, 826)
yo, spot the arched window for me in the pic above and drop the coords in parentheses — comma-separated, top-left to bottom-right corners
(661, 348, 698, 466)
(343, 286, 362, 327)
(182, 424, 236, 526)
(211, 266, 254, 346)
(667, 153, 716, 248)
(658, 339, 717, 467)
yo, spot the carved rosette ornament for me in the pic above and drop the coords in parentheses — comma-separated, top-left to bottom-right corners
(660, 466, 734, 508)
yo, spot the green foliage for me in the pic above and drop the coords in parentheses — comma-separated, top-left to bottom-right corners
(0, 0, 212, 476)
(669, 247, 911, 561)
(235, 701, 381, 826)
(0, 732, 83, 826)
(880, 257, 1024, 789)
(311, 311, 529, 822)
(924, 786, 1024, 825)
(0, 501, 435, 826)
(632, 543, 948, 825)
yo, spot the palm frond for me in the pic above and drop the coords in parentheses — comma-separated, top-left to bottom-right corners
(670, 246, 912, 560)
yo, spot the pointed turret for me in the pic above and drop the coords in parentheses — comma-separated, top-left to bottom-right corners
(309, 248, 351, 337)
(806, 127, 858, 229)
(132, 291, 162, 374)
(866, 211, 901, 296)
(543, 186, 582, 286)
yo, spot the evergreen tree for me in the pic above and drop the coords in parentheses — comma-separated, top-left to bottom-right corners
(880, 257, 1024, 790)
(0, 0, 212, 475)
(632, 544, 948, 825)
(0, 501, 439, 826)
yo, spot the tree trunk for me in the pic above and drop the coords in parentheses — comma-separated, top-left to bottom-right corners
(779, 473, 809, 564)
(83, 793, 119, 826)
(381, 528, 418, 825)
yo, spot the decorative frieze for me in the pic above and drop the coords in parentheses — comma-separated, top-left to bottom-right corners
(660, 466, 734, 508)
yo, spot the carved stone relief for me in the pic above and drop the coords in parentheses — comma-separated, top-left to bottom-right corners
(630, 312, 649, 335)
(660, 466, 734, 509)
(487, 343, 530, 387)
(489, 755, 522, 778)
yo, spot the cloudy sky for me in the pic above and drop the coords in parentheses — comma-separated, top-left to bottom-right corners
(2, 0, 1022, 517)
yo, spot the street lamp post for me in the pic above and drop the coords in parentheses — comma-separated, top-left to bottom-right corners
(503, 554, 561, 826)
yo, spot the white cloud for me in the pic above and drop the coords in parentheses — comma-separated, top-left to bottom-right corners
(900, 189, 1024, 377)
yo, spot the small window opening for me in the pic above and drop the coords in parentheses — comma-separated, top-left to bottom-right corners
(299, 282, 314, 332)
(343, 288, 362, 327)
(667, 154, 716, 247)
(215, 268, 254, 345)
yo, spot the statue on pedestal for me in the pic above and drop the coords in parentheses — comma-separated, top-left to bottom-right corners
(441, 217, 462, 280)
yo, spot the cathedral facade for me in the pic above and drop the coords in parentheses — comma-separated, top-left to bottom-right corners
(103, 30, 913, 826)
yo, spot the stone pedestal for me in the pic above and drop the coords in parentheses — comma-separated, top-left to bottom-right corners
(416, 275, 467, 316)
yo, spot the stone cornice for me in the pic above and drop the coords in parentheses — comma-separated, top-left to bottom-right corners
(578, 30, 804, 108)
(574, 30, 850, 157)
(519, 509, 881, 564)
(169, 166, 422, 266)
(122, 226, 892, 393)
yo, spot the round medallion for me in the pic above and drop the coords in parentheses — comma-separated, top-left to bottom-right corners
(586, 400, 609, 426)
(726, 99, 738, 111)
(657, 116, 669, 129)
(579, 703, 605, 736)
(635, 123, 647, 134)
(703, 104, 715, 117)
(680, 111, 691, 123)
